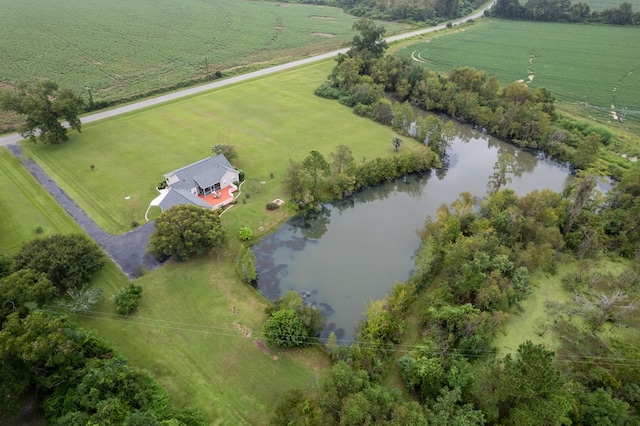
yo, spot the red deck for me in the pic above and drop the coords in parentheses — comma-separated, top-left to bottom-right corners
(198, 186, 236, 209)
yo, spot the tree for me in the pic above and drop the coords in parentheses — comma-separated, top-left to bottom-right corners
(348, 19, 388, 63)
(392, 137, 404, 152)
(330, 145, 355, 175)
(211, 144, 238, 162)
(13, 234, 105, 290)
(563, 169, 598, 235)
(284, 159, 313, 207)
(263, 308, 308, 348)
(148, 205, 227, 261)
(235, 245, 257, 285)
(474, 341, 572, 424)
(0, 80, 84, 144)
(302, 150, 330, 191)
(115, 284, 143, 315)
(573, 133, 601, 170)
(487, 153, 515, 194)
(0, 269, 56, 324)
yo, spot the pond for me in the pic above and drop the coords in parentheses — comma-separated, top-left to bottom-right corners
(253, 123, 574, 343)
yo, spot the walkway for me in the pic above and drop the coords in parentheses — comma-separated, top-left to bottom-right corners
(7, 144, 161, 279)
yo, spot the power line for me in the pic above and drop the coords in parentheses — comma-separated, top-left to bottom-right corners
(45, 306, 640, 367)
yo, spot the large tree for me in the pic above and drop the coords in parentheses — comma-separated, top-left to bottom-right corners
(12, 234, 105, 290)
(148, 204, 227, 261)
(0, 80, 84, 144)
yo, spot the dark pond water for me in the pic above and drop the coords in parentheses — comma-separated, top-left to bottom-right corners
(253, 123, 574, 343)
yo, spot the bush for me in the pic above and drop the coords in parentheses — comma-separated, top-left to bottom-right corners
(148, 205, 227, 261)
(314, 83, 343, 99)
(238, 170, 245, 182)
(235, 245, 257, 285)
(115, 284, 143, 315)
(263, 308, 309, 348)
(13, 234, 105, 290)
(238, 226, 253, 241)
(266, 202, 280, 210)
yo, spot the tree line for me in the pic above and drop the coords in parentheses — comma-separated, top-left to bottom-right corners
(0, 234, 206, 424)
(271, 173, 640, 424)
(488, 0, 640, 25)
(266, 0, 485, 24)
(268, 20, 640, 424)
(317, 19, 622, 177)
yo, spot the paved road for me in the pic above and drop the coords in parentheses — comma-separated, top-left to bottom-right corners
(0, 3, 493, 147)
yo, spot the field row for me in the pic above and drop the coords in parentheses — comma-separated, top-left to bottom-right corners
(0, 0, 405, 103)
(395, 19, 640, 128)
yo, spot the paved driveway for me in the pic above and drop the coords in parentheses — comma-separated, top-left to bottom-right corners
(7, 144, 160, 279)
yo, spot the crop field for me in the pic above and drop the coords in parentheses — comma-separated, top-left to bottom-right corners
(22, 60, 417, 235)
(395, 19, 640, 130)
(580, 0, 640, 11)
(0, 0, 405, 106)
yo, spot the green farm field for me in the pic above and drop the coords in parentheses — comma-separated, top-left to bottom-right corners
(22, 60, 418, 236)
(395, 19, 640, 130)
(0, 0, 405, 106)
(580, 0, 640, 11)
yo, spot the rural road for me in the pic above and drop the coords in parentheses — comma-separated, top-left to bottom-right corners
(0, 2, 493, 147)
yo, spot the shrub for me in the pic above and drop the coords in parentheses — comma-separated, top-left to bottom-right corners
(263, 308, 308, 348)
(266, 202, 280, 210)
(238, 170, 246, 182)
(148, 205, 227, 261)
(314, 83, 343, 99)
(13, 234, 105, 290)
(115, 284, 143, 315)
(238, 226, 253, 241)
(235, 245, 257, 285)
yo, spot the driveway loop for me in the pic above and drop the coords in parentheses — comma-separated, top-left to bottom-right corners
(7, 144, 161, 279)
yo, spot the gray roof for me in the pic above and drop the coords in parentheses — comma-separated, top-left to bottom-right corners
(165, 154, 236, 191)
(158, 188, 212, 211)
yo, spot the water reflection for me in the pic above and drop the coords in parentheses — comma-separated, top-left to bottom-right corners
(253, 118, 573, 342)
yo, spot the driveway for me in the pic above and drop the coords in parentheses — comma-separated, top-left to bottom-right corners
(7, 144, 160, 278)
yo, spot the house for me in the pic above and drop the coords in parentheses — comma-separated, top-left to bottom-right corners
(150, 154, 240, 212)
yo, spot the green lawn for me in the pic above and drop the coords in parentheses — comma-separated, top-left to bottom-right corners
(0, 149, 81, 252)
(0, 142, 329, 425)
(5, 59, 422, 424)
(22, 60, 418, 235)
(0, 0, 406, 105)
(394, 19, 640, 131)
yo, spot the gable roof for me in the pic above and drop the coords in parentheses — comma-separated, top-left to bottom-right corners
(165, 154, 237, 191)
(157, 188, 212, 211)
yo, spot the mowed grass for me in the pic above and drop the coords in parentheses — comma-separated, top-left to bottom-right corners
(0, 0, 405, 104)
(76, 258, 329, 425)
(0, 148, 81, 252)
(1, 139, 329, 425)
(22, 60, 418, 235)
(8, 60, 420, 423)
(394, 19, 640, 129)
